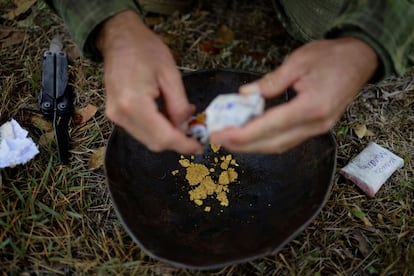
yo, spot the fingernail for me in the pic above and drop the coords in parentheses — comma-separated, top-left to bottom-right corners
(240, 83, 261, 95)
(210, 136, 224, 145)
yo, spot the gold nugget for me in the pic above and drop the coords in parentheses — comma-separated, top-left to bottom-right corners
(175, 144, 239, 210)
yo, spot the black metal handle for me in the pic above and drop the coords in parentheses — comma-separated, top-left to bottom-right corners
(39, 50, 72, 164)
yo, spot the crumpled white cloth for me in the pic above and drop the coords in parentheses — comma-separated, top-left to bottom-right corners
(0, 119, 39, 168)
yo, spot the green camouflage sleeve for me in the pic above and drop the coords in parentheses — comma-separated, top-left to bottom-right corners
(325, 0, 414, 79)
(46, 0, 142, 61)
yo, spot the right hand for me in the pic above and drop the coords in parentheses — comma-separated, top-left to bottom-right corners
(96, 11, 203, 154)
(210, 38, 378, 153)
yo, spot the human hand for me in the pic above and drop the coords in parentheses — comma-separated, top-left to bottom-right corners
(210, 38, 378, 153)
(96, 11, 203, 154)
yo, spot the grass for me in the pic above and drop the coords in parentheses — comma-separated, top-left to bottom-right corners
(1, 0, 413, 275)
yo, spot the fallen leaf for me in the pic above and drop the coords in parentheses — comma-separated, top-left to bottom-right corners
(214, 24, 234, 48)
(0, 28, 26, 48)
(353, 124, 375, 139)
(3, 0, 37, 20)
(38, 131, 55, 146)
(199, 39, 220, 55)
(351, 206, 373, 227)
(0, 28, 13, 40)
(65, 43, 81, 61)
(88, 147, 106, 169)
(367, 266, 378, 274)
(248, 51, 266, 63)
(352, 230, 372, 257)
(145, 15, 163, 27)
(351, 208, 366, 219)
(157, 32, 178, 47)
(74, 104, 98, 125)
(31, 115, 53, 132)
(72, 113, 82, 126)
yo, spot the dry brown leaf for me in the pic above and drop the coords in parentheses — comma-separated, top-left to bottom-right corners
(0, 29, 26, 48)
(352, 230, 372, 258)
(366, 129, 375, 136)
(88, 147, 106, 169)
(158, 32, 177, 47)
(3, 0, 37, 20)
(248, 51, 266, 63)
(0, 28, 13, 40)
(31, 115, 52, 132)
(353, 124, 375, 139)
(74, 104, 98, 125)
(214, 24, 234, 48)
(145, 15, 163, 27)
(361, 214, 373, 227)
(199, 39, 220, 55)
(38, 131, 55, 146)
(65, 43, 81, 61)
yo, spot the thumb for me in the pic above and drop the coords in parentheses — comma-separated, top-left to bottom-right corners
(239, 61, 300, 98)
(159, 66, 194, 127)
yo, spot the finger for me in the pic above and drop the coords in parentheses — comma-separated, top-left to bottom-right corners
(127, 109, 203, 154)
(133, 104, 202, 153)
(215, 117, 332, 154)
(239, 58, 303, 98)
(158, 64, 195, 127)
(108, 94, 203, 154)
(211, 92, 317, 147)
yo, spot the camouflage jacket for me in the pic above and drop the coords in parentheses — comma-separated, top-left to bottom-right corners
(47, 0, 414, 80)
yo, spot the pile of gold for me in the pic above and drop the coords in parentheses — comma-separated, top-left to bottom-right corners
(172, 144, 239, 212)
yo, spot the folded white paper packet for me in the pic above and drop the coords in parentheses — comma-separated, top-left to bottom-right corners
(0, 119, 39, 168)
(206, 93, 265, 134)
(186, 93, 265, 144)
(340, 142, 404, 197)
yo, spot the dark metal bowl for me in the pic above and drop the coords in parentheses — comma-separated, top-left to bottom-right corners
(105, 69, 337, 270)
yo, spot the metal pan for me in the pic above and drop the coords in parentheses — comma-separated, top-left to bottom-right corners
(105, 69, 337, 270)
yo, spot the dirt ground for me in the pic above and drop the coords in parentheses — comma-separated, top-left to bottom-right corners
(0, 0, 413, 275)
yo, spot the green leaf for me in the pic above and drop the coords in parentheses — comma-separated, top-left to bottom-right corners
(367, 265, 378, 274)
(351, 209, 366, 219)
(335, 126, 348, 136)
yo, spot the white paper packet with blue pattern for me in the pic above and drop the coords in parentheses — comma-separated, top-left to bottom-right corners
(340, 142, 404, 197)
(205, 93, 264, 134)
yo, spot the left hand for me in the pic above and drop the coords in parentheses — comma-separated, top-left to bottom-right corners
(210, 37, 378, 153)
(97, 11, 203, 154)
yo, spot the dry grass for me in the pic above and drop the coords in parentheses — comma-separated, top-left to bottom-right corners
(0, 0, 413, 275)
